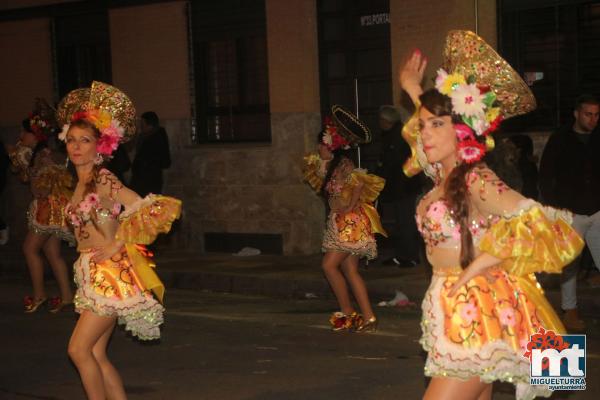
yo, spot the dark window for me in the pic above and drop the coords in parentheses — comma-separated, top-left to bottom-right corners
(499, 0, 600, 131)
(190, 0, 270, 143)
(53, 11, 112, 98)
(317, 0, 391, 170)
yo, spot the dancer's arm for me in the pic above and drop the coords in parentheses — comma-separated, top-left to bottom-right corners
(399, 50, 427, 105)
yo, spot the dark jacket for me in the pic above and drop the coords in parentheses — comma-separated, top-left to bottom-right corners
(377, 121, 422, 201)
(539, 124, 600, 214)
(130, 127, 171, 197)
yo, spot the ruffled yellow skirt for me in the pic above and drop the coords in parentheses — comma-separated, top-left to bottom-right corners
(421, 267, 564, 400)
(73, 248, 164, 340)
(27, 196, 74, 243)
(322, 206, 377, 259)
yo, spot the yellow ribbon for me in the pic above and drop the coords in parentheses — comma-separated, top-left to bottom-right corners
(125, 243, 165, 303)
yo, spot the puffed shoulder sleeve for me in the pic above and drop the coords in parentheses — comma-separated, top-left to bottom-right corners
(348, 169, 387, 237)
(115, 194, 182, 245)
(348, 169, 385, 204)
(302, 153, 324, 192)
(479, 204, 584, 276)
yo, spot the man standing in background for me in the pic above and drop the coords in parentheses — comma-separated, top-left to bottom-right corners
(130, 111, 171, 197)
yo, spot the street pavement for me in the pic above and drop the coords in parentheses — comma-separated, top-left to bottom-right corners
(0, 277, 599, 400)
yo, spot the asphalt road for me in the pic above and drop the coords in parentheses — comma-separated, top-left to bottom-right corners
(0, 279, 598, 400)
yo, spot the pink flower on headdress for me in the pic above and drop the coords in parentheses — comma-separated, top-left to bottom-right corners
(97, 132, 120, 155)
(457, 139, 486, 164)
(84, 193, 99, 205)
(454, 124, 475, 141)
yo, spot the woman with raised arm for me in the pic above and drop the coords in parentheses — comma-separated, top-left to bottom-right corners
(399, 31, 584, 399)
(8, 99, 74, 313)
(303, 106, 387, 332)
(56, 82, 181, 399)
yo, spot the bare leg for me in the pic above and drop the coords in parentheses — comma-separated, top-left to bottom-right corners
(340, 255, 374, 320)
(476, 384, 492, 400)
(424, 376, 491, 400)
(22, 230, 50, 300)
(92, 321, 127, 400)
(43, 236, 73, 301)
(322, 251, 354, 314)
(68, 311, 120, 400)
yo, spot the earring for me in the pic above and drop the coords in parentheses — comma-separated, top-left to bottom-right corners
(65, 157, 69, 168)
(94, 153, 103, 165)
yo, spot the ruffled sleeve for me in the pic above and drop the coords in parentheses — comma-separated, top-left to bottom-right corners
(8, 143, 32, 182)
(348, 170, 387, 237)
(479, 206, 584, 276)
(302, 153, 324, 192)
(115, 194, 182, 245)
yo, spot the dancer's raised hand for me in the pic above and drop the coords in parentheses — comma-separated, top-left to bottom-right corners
(399, 49, 427, 104)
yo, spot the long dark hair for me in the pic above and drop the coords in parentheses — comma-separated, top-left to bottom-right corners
(68, 119, 105, 197)
(318, 131, 355, 198)
(419, 89, 482, 268)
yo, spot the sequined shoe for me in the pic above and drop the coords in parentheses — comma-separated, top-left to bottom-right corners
(24, 296, 47, 313)
(329, 311, 358, 332)
(355, 316, 378, 333)
(48, 297, 73, 313)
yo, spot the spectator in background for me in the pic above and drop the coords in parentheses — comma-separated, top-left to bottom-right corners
(377, 105, 423, 267)
(539, 94, 600, 331)
(130, 111, 171, 196)
(509, 134, 539, 200)
(106, 144, 131, 184)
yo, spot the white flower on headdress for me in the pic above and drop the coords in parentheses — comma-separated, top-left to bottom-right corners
(450, 83, 485, 118)
(472, 117, 490, 136)
(435, 69, 449, 92)
(58, 124, 70, 141)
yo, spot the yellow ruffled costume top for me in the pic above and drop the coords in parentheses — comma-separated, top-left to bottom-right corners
(302, 153, 387, 237)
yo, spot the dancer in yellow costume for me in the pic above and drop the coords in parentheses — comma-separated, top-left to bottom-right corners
(57, 82, 181, 399)
(8, 99, 74, 313)
(399, 31, 583, 399)
(304, 106, 387, 332)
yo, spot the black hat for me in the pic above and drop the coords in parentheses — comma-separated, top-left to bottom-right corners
(331, 105, 371, 145)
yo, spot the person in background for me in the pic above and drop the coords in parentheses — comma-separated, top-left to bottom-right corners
(130, 111, 171, 197)
(539, 94, 600, 331)
(8, 100, 74, 313)
(377, 105, 422, 267)
(508, 134, 538, 200)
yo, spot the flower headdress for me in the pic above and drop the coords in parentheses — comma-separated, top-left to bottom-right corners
(56, 81, 136, 159)
(402, 30, 536, 178)
(321, 116, 351, 151)
(434, 69, 502, 164)
(25, 98, 57, 142)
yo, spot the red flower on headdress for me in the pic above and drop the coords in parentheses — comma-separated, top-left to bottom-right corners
(322, 116, 350, 151)
(483, 115, 503, 136)
(457, 139, 486, 164)
(454, 123, 475, 141)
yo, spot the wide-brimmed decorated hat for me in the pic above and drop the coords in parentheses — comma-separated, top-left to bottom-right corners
(402, 30, 536, 179)
(56, 81, 136, 157)
(331, 105, 372, 145)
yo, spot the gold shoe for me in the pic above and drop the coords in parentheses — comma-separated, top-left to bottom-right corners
(355, 316, 378, 333)
(329, 311, 357, 332)
(24, 296, 47, 313)
(48, 297, 73, 313)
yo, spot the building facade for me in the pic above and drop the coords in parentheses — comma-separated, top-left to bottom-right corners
(0, 0, 493, 254)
